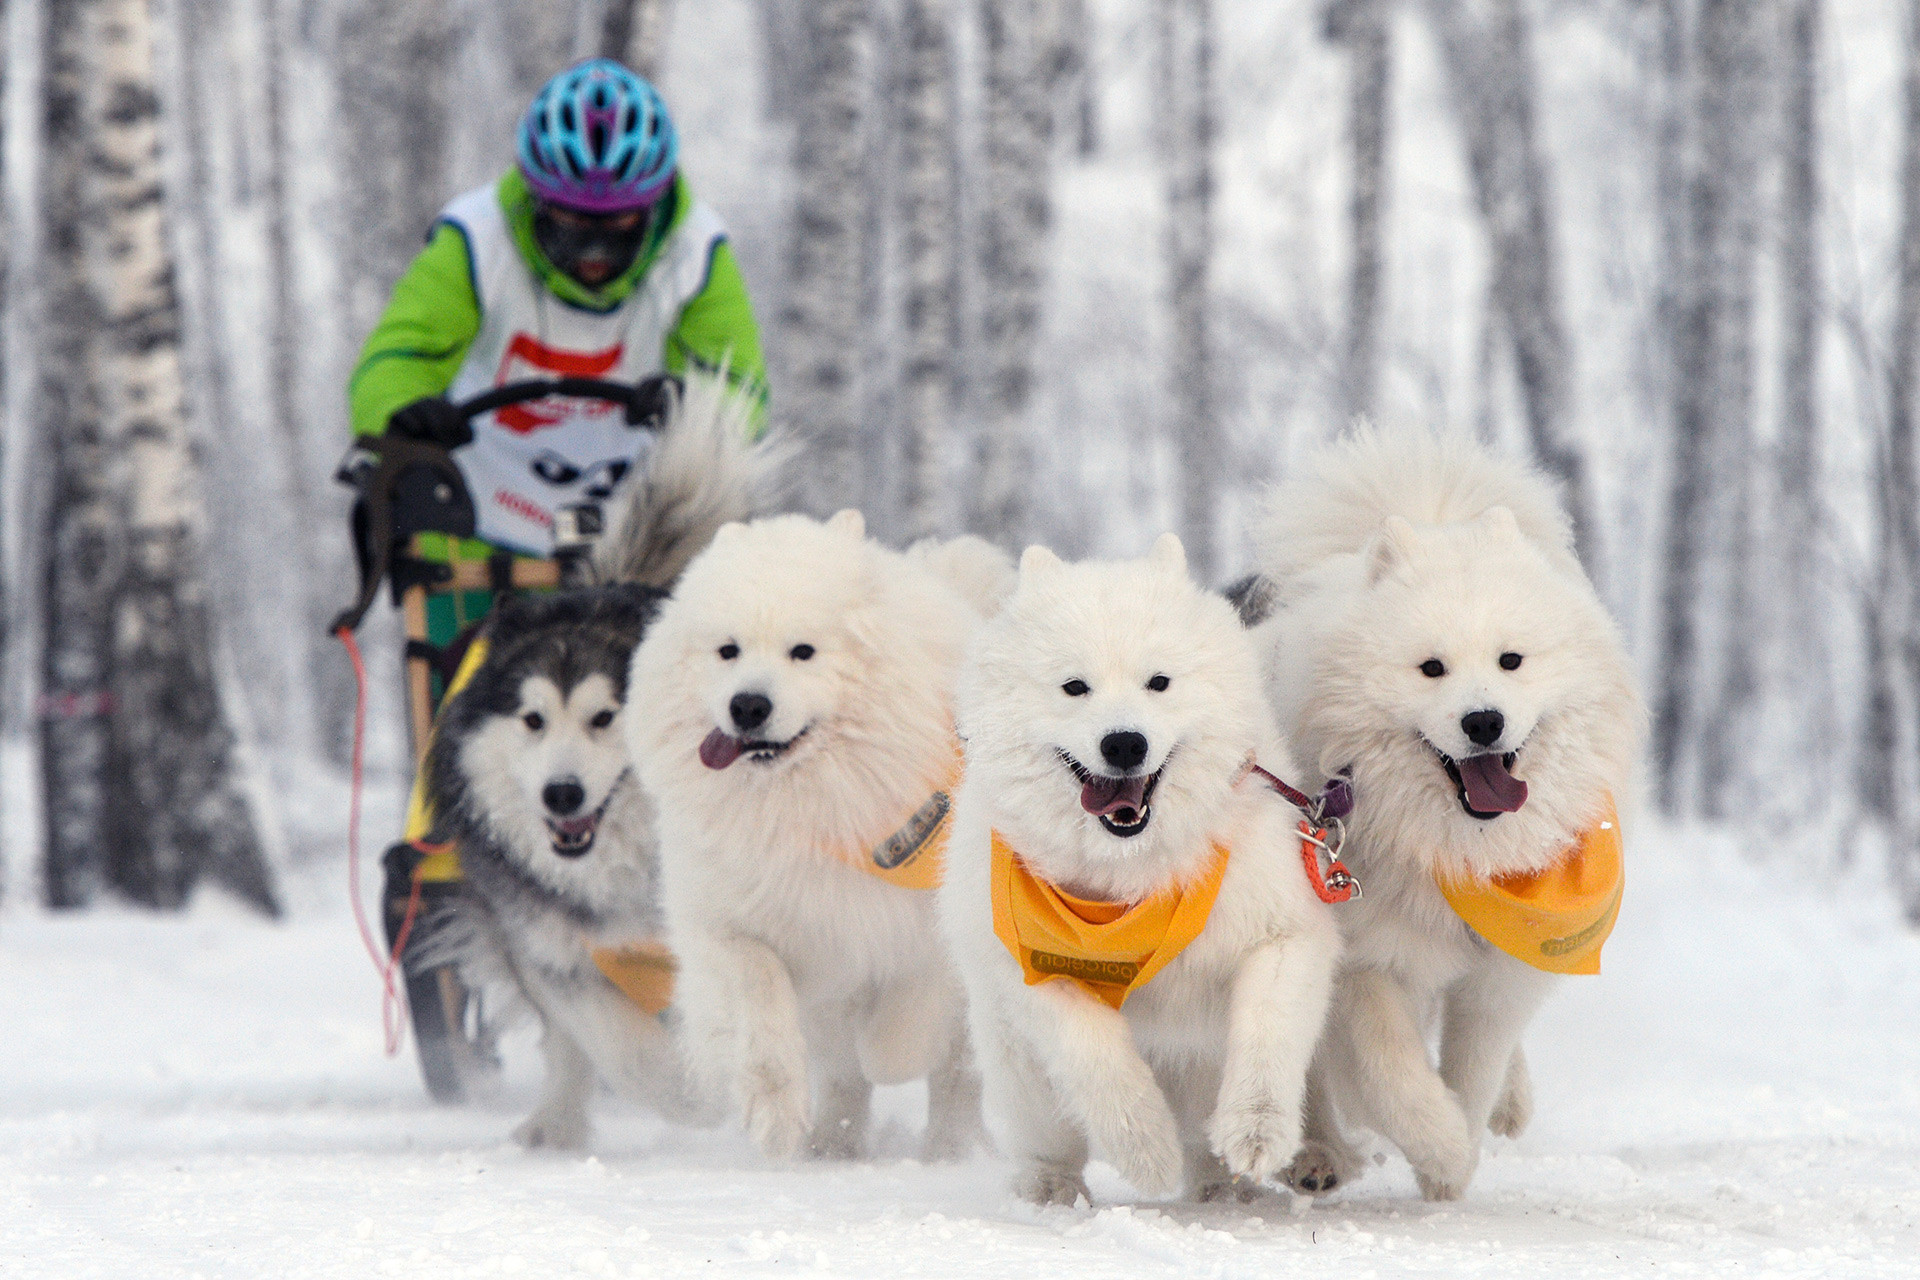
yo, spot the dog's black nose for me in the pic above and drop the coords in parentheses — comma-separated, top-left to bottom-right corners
(1100, 730, 1150, 772)
(730, 691, 773, 733)
(543, 778, 586, 815)
(1461, 709, 1505, 747)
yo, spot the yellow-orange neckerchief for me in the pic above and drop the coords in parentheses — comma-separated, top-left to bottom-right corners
(840, 761, 961, 891)
(1435, 797, 1623, 975)
(990, 832, 1229, 1010)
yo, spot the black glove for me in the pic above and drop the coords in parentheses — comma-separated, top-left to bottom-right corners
(385, 396, 473, 449)
(623, 374, 684, 430)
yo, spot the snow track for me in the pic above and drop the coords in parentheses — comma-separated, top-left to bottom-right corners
(2, 824, 1917, 1277)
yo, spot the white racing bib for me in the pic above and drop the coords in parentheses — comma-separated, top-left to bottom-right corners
(436, 183, 727, 555)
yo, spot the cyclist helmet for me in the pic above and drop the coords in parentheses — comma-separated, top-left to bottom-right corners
(517, 59, 678, 213)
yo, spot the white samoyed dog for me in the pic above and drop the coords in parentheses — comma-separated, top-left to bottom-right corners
(936, 534, 1342, 1205)
(625, 509, 1010, 1160)
(1254, 426, 1642, 1201)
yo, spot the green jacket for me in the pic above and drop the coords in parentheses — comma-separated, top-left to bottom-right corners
(348, 170, 767, 439)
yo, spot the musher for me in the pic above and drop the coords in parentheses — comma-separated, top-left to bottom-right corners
(344, 57, 765, 1099)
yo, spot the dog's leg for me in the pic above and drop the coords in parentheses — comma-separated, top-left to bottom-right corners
(519, 968, 722, 1126)
(1282, 1056, 1363, 1196)
(973, 1005, 1090, 1206)
(1326, 967, 1474, 1201)
(1208, 932, 1337, 1186)
(1438, 963, 1555, 1151)
(1157, 1056, 1246, 1203)
(922, 1016, 987, 1162)
(807, 998, 873, 1159)
(513, 1024, 594, 1151)
(674, 932, 812, 1158)
(1487, 1046, 1533, 1138)
(1025, 982, 1183, 1197)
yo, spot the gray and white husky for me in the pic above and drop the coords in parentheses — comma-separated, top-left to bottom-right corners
(423, 377, 780, 1149)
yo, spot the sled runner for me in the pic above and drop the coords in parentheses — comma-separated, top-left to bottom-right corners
(334, 377, 668, 1103)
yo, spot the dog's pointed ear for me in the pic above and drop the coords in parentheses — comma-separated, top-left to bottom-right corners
(1477, 505, 1522, 541)
(1149, 531, 1188, 578)
(1019, 544, 1063, 583)
(828, 508, 866, 540)
(1365, 516, 1419, 585)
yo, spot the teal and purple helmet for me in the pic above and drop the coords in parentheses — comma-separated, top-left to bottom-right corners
(517, 59, 678, 214)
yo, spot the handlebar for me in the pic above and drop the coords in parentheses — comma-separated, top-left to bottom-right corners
(451, 378, 650, 422)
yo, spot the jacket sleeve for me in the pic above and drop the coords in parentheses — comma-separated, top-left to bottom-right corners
(664, 239, 770, 437)
(347, 223, 484, 438)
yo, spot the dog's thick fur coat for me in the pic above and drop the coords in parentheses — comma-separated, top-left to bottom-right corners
(625, 509, 1009, 1160)
(1254, 427, 1642, 1200)
(937, 535, 1340, 1205)
(423, 376, 777, 1148)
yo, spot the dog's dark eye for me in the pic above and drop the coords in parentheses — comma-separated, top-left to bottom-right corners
(718, 643, 739, 660)
(590, 709, 615, 729)
(1062, 679, 1090, 697)
(790, 644, 815, 661)
(1419, 659, 1446, 678)
(523, 711, 545, 731)
(1147, 674, 1171, 692)
(1500, 652, 1523, 671)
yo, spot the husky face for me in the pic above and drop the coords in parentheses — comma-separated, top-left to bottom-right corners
(463, 671, 631, 858)
(962, 534, 1268, 889)
(1330, 507, 1620, 832)
(429, 587, 662, 880)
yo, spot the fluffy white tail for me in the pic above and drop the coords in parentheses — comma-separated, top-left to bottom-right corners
(1256, 425, 1581, 594)
(592, 373, 790, 588)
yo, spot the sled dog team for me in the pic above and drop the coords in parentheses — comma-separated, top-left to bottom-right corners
(426, 376, 1642, 1205)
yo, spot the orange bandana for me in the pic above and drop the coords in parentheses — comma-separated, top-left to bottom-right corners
(1435, 798, 1623, 975)
(841, 766, 960, 891)
(591, 940, 677, 1016)
(990, 832, 1230, 1010)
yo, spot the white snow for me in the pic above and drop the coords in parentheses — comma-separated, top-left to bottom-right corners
(3, 818, 1918, 1278)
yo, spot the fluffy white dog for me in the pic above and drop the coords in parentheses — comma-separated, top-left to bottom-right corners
(1255, 427, 1642, 1201)
(625, 509, 1009, 1160)
(937, 534, 1341, 1206)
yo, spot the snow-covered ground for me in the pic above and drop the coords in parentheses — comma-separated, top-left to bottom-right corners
(2, 821, 1918, 1279)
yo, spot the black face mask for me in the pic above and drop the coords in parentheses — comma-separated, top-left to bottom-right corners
(532, 206, 654, 289)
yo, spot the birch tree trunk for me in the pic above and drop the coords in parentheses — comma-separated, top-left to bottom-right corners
(1425, 0, 1597, 574)
(1766, 0, 1835, 826)
(1883, 0, 1920, 920)
(974, 0, 1053, 545)
(39, 0, 118, 909)
(1055, 0, 1098, 157)
(1655, 0, 1769, 816)
(898, 0, 959, 538)
(1327, 0, 1391, 428)
(1157, 0, 1219, 582)
(782, 0, 871, 516)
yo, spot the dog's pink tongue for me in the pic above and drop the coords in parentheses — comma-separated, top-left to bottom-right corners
(1081, 775, 1149, 817)
(699, 729, 743, 770)
(1458, 753, 1528, 813)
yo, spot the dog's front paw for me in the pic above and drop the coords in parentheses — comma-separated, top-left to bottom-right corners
(1207, 1096, 1302, 1185)
(740, 1076, 810, 1159)
(512, 1106, 590, 1152)
(1282, 1139, 1360, 1196)
(1014, 1164, 1091, 1207)
(1412, 1144, 1477, 1202)
(1488, 1061, 1533, 1139)
(1097, 1105, 1184, 1197)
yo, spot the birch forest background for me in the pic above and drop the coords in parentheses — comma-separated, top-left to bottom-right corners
(1, 0, 1919, 920)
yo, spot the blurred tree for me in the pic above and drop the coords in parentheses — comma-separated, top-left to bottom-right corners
(1325, 0, 1391, 430)
(973, 0, 1053, 546)
(1654, 0, 1769, 817)
(41, 0, 276, 913)
(1158, 0, 1219, 582)
(1882, 0, 1920, 921)
(602, 0, 677, 75)
(898, 0, 960, 538)
(781, 0, 871, 515)
(1425, 0, 1596, 576)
